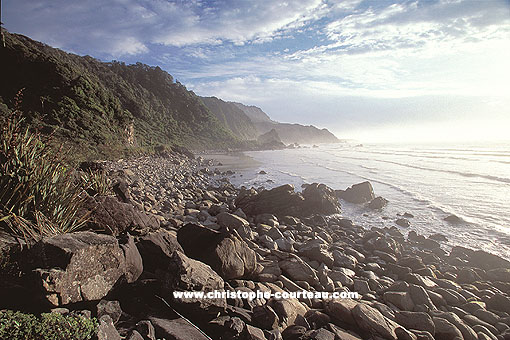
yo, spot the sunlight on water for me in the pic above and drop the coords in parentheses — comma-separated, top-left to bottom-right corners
(224, 141, 510, 259)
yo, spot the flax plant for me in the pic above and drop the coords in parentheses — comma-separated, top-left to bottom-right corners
(0, 93, 88, 242)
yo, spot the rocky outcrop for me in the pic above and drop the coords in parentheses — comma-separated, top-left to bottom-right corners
(177, 223, 258, 280)
(82, 194, 159, 236)
(235, 183, 340, 218)
(23, 231, 126, 306)
(336, 181, 375, 204)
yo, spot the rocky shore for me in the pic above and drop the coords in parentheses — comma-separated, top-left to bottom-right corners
(2, 149, 510, 340)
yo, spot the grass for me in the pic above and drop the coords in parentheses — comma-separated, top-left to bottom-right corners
(0, 310, 97, 340)
(0, 92, 89, 242)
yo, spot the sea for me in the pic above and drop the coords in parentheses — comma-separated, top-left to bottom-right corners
(210, 142, 510, 259)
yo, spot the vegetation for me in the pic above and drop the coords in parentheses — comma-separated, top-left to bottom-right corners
(0, 31, 241, 160)
(0, 93, 88, 242)
(0, 310, 97, 340)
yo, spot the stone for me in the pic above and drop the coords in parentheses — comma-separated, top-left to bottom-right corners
(336, 181, 375, 204)
(149, 317, 211, 340)
(126, 330, 144, 340)
(97, 315, 121, 340)
(119, 233, 143, 283)
(308, 328, 336, 340)
(396, 218, 411, 228)
(216, 212, 249, 229)
(177, 223, 257, 280)
(384, 292, 415, 311)
(136, 320, 156, 340)
(235, 183, 340, 218)
(369, 197, 388, 210)
(352, 303, 398, 340)
(244, 324, 267, 340)
(327, 324, 363, 340)
(113, 179, 131, 203)
(300, 242, 334, 267)
(450, 246, 510, 271)
(82, 195, 159, 236)
(25, 231, 126, 306)
(305, 310, 331, 329)
(487, 293, 510, 314)
(282, 325, 307, 340)
(97, 300, 122, 325)
(301, 183, 341, 215)
(166, 251, 226, 314)
(395, 311, 435, 334)
(432, 317, 463, 340)
(408, 284, 436, 310)
(136, 229, 183, 274)
(269, 298, 308, 328)
(278, 255, 319, 286)
(253, 305, 279, 330)
(325, 299, 359, 327)
(332, 251, 357, 269)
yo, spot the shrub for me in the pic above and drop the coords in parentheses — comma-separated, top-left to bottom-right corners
(0, 310, 97, 340)
(81, 169, 112, 196)
(0, 93, 88, 242)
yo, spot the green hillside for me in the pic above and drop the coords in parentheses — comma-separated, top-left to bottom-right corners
(0, 32, 239, 160)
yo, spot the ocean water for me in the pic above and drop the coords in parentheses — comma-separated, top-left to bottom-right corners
(220, 142, 510, 259)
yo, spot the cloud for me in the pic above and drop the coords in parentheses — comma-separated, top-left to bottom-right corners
(4, 0, 328, 56)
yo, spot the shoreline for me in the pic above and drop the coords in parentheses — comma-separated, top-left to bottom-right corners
(2, 151, 510, 340)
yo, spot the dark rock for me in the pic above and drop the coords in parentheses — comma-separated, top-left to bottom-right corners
(244, 324, 267, 339)
(82, 195, 159, 236)
(396, 218, 411, 228)
(149, 317, 211, 340)
(136, 229, 183, 274)
(369, 197, 389, 210)
(278, 255, 319, 286)
(336, 181, 375, 204)
(282, 325, 307, 340)
(113, 179, 131, 203)
(352, 303, 398, 340)
(235, 183, 339, 218)
(308, 328, 336, 340)
(97, 300, 122, 325)
(253, 305, 279, 330)
(444, 215, 462, 223)
(177, 223, 257, 280)
(216, 212, 249, 229)
(432, 317, 463, 340)
(171, 145, 195, 159)
(119, 233, 143, 283)
(487, 293, 510, 314)
(327, 324, 363, 340)
(126, 330, 144, 340)
(305, 310, 331, 329)
(301, 183, 341, 215)
(450, 246, 510, 270)
(259, 170, 268, 174)
(395, 311, 435, 334)
(24, 231, 126, 306)
(136, 320, 156, 340)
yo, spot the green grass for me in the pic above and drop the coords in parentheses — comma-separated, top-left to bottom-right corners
(0, 310, 97, 340)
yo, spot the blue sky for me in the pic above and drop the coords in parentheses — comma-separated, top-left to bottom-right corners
(4, 0, 510, 142)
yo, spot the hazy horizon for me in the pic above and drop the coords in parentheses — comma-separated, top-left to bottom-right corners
(4, 0, 510, 143)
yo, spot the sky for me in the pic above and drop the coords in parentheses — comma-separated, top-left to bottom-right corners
(3, 0, 510, 143)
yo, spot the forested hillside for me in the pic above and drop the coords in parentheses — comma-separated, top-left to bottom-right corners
(0, 32, 239, 159)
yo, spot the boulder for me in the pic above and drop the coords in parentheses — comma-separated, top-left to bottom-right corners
(336, 181, 375, 204)
(325, 299, 359, 327)
(119, 233, 143, 283)
(216, 212, 249, 229)
(235, 185, 305, 217)
(82, 195, 159, 236)
(166, 251, 226, 313)
(432, 317, 463, 340)
(352, 303, 398, 340)
(177, 223, 257, 280)
(299, 241, 334, 267)
(97, 300, 122, 325)
(269, 297, 308, 328)
(450, 246, 510, 270)
(136, 229, 183, 274)
(301, 183, 341, 215)
(235, 183, 340, 218)
(97, 315, 121, 340)
(25, 231, 126, 306)
(395, 311, 435, 334)
(369, 197, 388, 210)
(278, 255, 319, 286)
(384, 292, 415, 311)
(149, 317, 211, 340)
